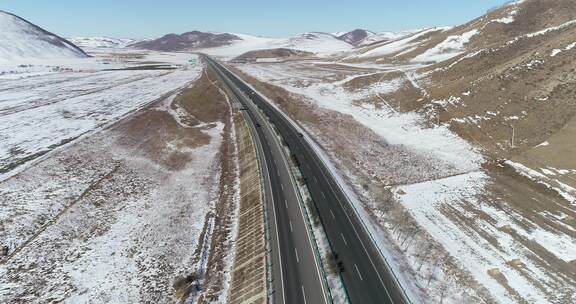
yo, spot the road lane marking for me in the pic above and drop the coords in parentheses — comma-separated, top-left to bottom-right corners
(281, 184, 284, 191)
(355, 264, 363, 281)
(311, 155, 393, 301)
(341, 233, 348, 246)
(289, 220, 293, 232)
(302, 285, 307, 304)
(320, 191, 326, 199)
(330, 209, 335, 219)
(295, 248, 300, 263)
(241, 99, 287, 304)
(222, 64, 329, 304)
(285, 199, 288, 209)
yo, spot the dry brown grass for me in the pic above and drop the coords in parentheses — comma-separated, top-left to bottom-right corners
(416, 23, 576, 161)
(227, 113, 268, 304)
(196, 68, 238, 304)
(226, 65, 494, 303)
(342, 71, 400, 91)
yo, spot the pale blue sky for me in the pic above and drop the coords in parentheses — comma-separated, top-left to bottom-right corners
(1, 0, 512, 38)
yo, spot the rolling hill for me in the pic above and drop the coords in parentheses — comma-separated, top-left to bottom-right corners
(0, 10, 87, 62)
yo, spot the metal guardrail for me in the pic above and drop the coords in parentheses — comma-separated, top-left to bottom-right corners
(242, 112, 275, 304)
(217, 58, 412, 304)
(232, 76, 337, 303)
(235, 106, 275, 304)
(210, 62, 274, 304)
(210, 57, 412, 304)
(282, 146, 351, 304)
(267, 122, 339, 304)
(304, 138, 414, 304)
(223, 65, 337, 302)
(249, 117, 276, 304)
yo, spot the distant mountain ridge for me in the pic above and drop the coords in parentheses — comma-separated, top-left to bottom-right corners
(129, 31, 242, 52)
(127, 29, 417, 60)
(343, 0, 576, 64)
(0, 10, 87, 62)
(337, 29, 371, 46)
(69, 37, 140, 49)
(232, 48, 314, 62)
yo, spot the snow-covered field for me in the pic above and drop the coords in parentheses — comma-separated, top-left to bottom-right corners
(0, 105, 225, 303)
(235, 62, 483, 173)
(393, 169, 576, 303)
(0, 53, 201, 181)
(0, 51, 236, 302)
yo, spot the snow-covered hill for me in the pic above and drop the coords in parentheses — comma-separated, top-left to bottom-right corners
(69, 37, 138, 49)
(129, 29, 425, 60)
(279, 32, 353, 52)
(344, 27, 452, 61)
(343, 0, 576, 64)
(197, 32, 354, 59)
(129, 31, 242, 52)
(130, 30, 354, 59)
(336, 29, 415, 46)
(227, 2, 576, 303)
(0, 10, 87, 63)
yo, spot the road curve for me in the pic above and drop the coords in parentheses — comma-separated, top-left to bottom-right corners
(207, 57, 410, 304)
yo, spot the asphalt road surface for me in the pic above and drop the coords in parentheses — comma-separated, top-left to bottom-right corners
(209, 58, 329, 304)
(207, 57, 408, 304)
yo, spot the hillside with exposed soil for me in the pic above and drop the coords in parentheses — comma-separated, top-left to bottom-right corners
(232, 48, 313, 62)
(1, 1, 575, 303)
(228, 1, 576, 303)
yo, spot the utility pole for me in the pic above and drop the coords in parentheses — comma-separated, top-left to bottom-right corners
(510, 125, 515, 148)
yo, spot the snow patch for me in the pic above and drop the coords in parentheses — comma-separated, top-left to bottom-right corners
(237, 63, 483, 175)
(508, 19, 576, 45)
(356, 27, 451, 59)
(412, 29, 479, 63)
(506, 160, 576, 203)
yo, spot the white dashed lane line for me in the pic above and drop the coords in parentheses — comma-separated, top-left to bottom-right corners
(295, 248, 300, 263)
(341, 233, 348, 246)
(355, 264, 363, 281)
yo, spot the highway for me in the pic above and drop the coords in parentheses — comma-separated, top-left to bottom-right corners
(207, 57, 408, 304)
(208, 58, 329, 304)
